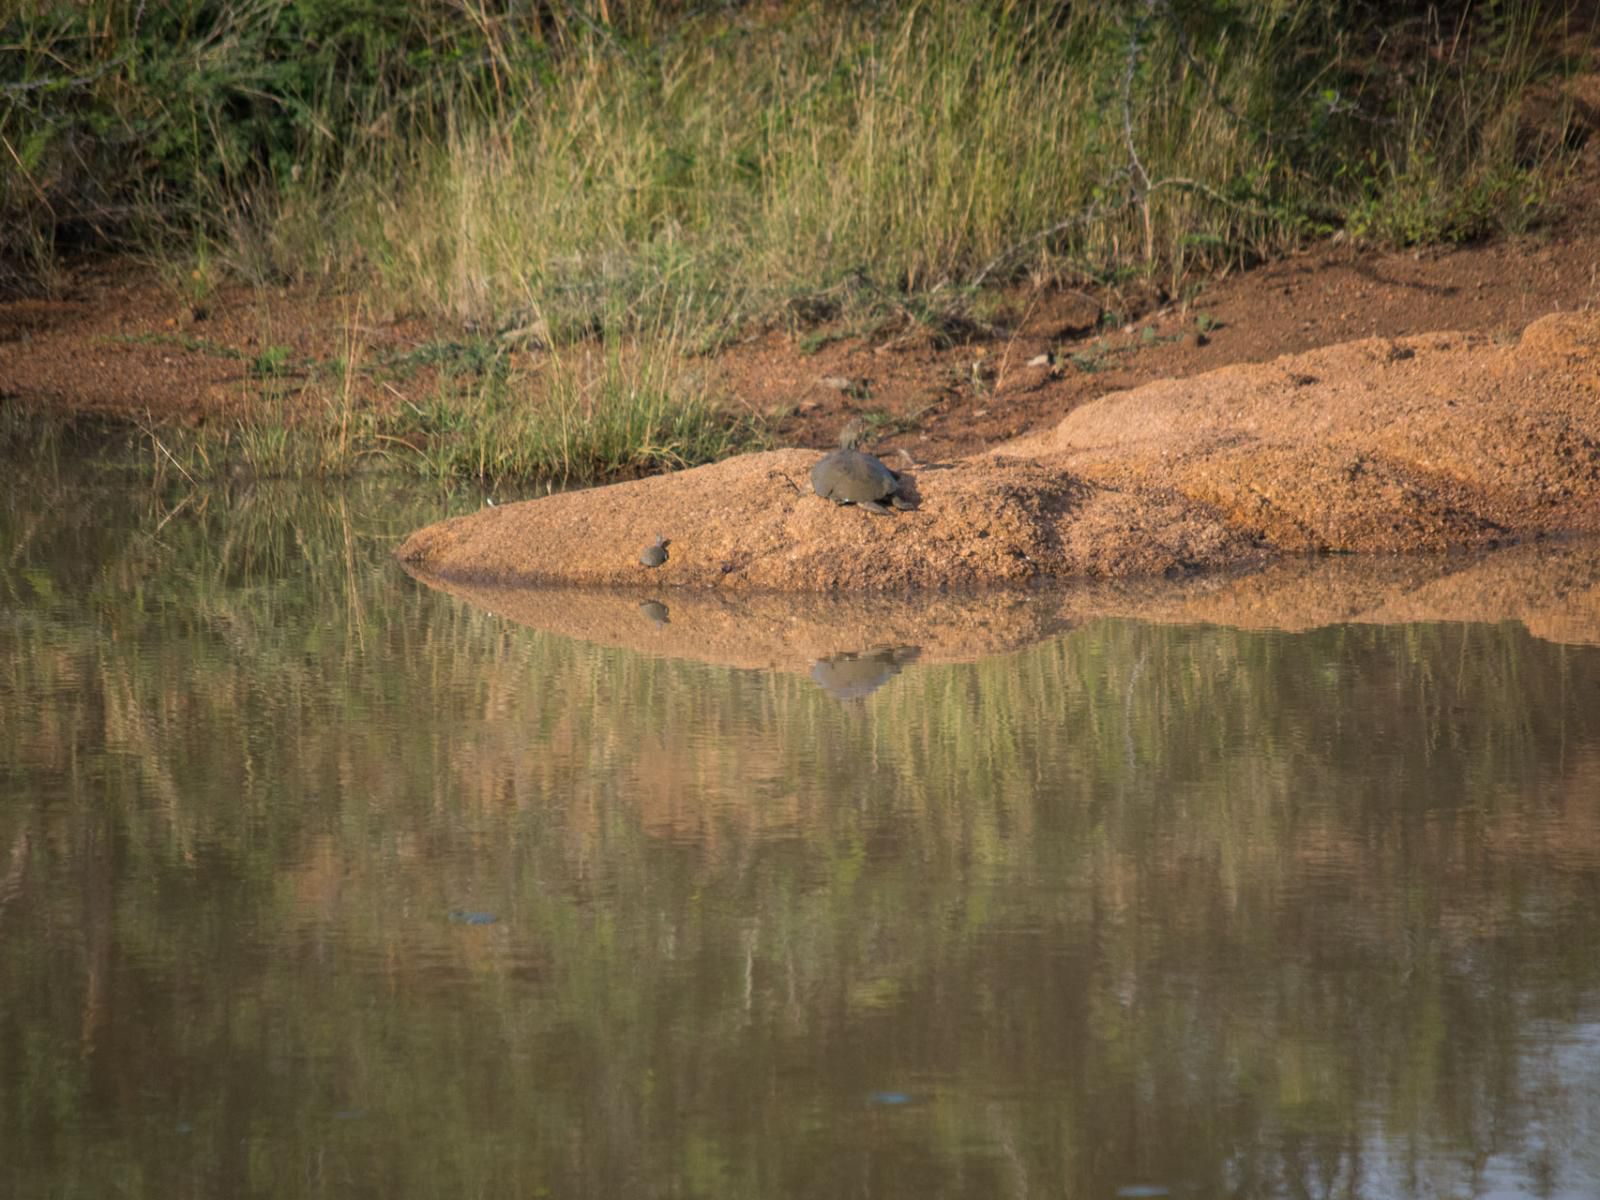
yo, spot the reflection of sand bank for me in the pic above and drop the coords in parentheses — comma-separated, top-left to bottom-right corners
(1092, 540, 1600, 648)
(402, 539, 1600, 674)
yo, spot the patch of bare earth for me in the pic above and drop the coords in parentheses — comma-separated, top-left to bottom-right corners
(736, 230, 1600, 459)
(0, 264, 453, 427)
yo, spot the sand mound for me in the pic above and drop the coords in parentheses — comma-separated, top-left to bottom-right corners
(1009, 313, 1600, 553)
(397, 451, 1253, 590)
(398, 312, 1600, 591)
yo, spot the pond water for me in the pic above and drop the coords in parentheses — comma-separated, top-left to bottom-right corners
(4, 470, 1600, 1199)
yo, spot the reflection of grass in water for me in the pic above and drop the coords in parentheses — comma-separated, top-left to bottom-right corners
(3, 468, 1592, 900)
(9, 472, 1580, 872)
(3, 468, 1600, 1196)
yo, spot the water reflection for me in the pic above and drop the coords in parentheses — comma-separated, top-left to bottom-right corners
(3, 469, 1600, 1199)
(810, 645, 921, 700)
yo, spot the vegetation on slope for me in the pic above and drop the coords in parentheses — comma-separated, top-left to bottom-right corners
(1, 0, 1587, 480)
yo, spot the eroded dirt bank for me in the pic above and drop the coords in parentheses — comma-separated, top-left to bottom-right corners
(398, 312, 1600, 591)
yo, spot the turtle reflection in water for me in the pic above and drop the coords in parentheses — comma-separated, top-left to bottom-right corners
(639, 599, 670, 628)
(811, 420, 916, 515)
(810, 646, 921, 701)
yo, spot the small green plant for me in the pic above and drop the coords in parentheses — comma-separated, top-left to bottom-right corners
(249, 346, 292, 378)
(797, 331, 847, 357)
(233, 422, 292, 474)
(384, 339, 504, 379)
(857, 407, 930, 440)
(1069, 337, 1117, 374)
(389, 395, 470, 439)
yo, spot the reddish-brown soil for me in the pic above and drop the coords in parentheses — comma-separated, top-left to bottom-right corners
(746, 231, 1600, 458)
(7, 224, 1600, 456)
(0, 266, 455, 427)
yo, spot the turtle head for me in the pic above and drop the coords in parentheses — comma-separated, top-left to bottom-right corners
(837, 418, 867, 450)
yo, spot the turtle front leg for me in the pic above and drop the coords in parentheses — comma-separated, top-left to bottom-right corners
(859, 500, 894, 515)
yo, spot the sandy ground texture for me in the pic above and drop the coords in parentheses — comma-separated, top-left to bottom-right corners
(397, 310, 1600, 591)
(401, 541, 1600, 693)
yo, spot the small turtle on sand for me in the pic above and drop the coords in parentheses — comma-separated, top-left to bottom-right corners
(811, 420, 915, 515)
(639, 535, 669, 567)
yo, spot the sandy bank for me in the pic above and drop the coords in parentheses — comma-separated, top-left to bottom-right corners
(398, 312, 1600, 591)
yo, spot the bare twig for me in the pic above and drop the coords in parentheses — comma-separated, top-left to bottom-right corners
(1122, 2, 1156, 262)
(153, 492, 195, 535)
(768, 469, 803, 494)
(139, 413, 197, 487)
(0, 53, 133, 97)
(0, 132, 55, 215)
(1121, 3, 1154, 197)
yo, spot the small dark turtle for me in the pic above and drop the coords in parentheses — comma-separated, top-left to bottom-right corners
(811, 420, 915, 515)
(639, 535, 669, 567)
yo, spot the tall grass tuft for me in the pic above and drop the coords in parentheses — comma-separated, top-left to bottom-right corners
(382, 330, 758, 485)
(113, 320, 758, 487)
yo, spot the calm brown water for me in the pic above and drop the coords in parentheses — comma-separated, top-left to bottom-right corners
(4, 471, 1600, 1199)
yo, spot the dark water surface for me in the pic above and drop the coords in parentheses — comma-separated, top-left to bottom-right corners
(4, 472, 1600, 1199)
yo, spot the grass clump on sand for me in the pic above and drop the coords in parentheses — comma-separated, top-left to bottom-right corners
(113, 320, 760, 488)
(1, 0, 1587, 482)
(364, 335, 759, 486)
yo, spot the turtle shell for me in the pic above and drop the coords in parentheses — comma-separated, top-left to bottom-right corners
(810, 447, 900, 506)
(639, 536, 669, 567)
